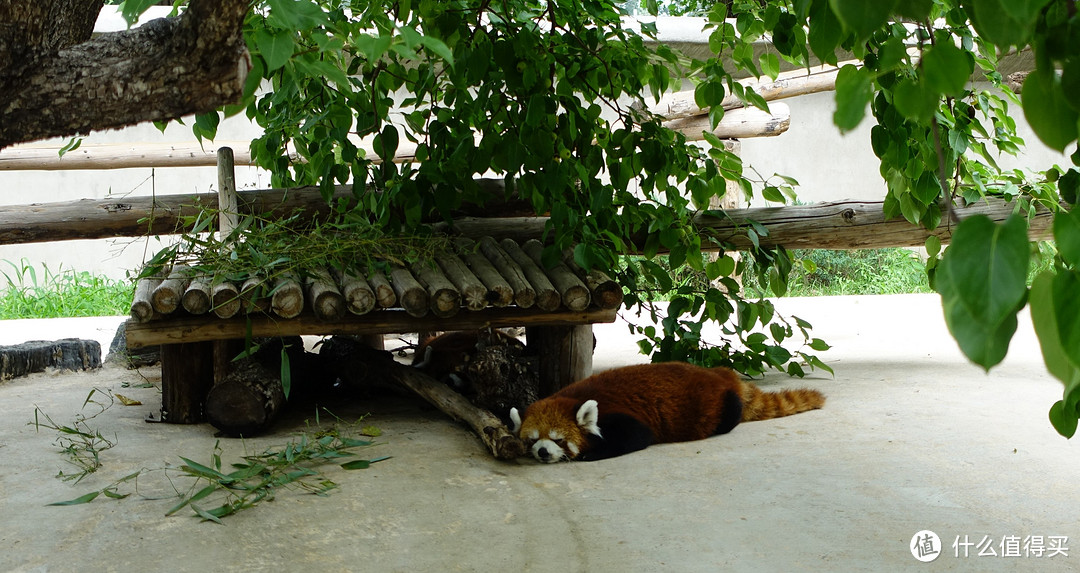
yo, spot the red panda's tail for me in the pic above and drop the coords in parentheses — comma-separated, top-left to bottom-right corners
(740, 382, 825, 422)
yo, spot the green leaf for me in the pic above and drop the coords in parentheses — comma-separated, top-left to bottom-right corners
(808, 0, 843, 65)
(47, 491, 101, 506)
(833, 65, 874, 132)
(759, 53, 780, 80)
(936, 215, 1030, 370)
(921, 43, 972, 98)
(968, 0, 1049, 48)
(255, 29, 295, 72)
(1053, 208, 1080, 267)
(925, 235, 941, 258)
(894, 0, 933, 21)
(266, 0, 328, 29)
(191, 503, 224, 525)
(1030, 272, 1077, 384)
(828, 0, 899, 40)
(893, 79, 938, 123)
(280, 348, 291, 400)
(1049, 400, 1078, 438)
(341, 460, 371, 470)
(120, 0, 158, 26)
(1022, 69, 1080, 152)
(1059, 169, 1079, 205)
(694, 81, 726, 110)
(1051, 270, 1080, 369)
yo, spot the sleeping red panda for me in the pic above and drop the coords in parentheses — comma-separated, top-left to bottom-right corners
(509, 362, 825, 462)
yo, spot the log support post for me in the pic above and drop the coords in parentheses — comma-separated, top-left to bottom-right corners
(159, 342, 214, 423)
(526, 324, 594, 397)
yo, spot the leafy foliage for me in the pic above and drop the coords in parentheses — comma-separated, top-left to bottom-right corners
(126, 0, 1080, 431)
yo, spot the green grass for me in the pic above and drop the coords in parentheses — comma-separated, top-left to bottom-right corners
(771, 248, 934, 297)
(1, 259, 132, 319)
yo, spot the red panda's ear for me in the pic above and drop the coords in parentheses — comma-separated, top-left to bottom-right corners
(576, 400, 601, 437)
(509, 407, 522, 433)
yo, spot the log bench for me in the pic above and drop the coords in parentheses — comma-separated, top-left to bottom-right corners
(123, 236, 622, 426)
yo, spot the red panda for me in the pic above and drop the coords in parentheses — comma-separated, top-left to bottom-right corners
(509, 362, 825, 463)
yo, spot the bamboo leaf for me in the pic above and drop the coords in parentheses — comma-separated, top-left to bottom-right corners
(47, 491, 101, 506)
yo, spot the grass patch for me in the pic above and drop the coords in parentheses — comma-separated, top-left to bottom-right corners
(767, 248, 933, 297)
(1, 259, 132, 319)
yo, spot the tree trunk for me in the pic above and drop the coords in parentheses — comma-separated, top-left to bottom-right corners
(0, 0, 251, 148)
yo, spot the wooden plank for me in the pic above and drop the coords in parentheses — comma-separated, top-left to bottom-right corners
(124, 306, 618, 349)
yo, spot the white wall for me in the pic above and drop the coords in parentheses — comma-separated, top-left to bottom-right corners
(0, 117, 269, 281)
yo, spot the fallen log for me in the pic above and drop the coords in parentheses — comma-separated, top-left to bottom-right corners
(204, 357, 286, 436)
(182, 275, 213, 315)
(211, 281, 241, 319)
(436, 252, 488, 311)
(381, 358, 524, 460)
(0, 339, 102, 380)
(366, 268, 397, 308)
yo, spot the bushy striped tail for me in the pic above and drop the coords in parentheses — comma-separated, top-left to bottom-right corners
(740, 382, 825, 422)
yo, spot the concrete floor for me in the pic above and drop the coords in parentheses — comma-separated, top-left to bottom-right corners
(1, 294, 1078, 572)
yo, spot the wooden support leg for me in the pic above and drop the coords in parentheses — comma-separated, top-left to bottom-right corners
(359, 333, 385, 350)
(526, 324, 594, 397)
(159, 341, 214, 423)
(213, 339, 245, 385)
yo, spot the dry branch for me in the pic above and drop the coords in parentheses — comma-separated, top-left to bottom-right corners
(380, 359, 524, 460)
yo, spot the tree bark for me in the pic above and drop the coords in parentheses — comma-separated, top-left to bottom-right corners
(0, 0, 250, 148)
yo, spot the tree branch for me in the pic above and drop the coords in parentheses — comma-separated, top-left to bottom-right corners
(0, 0, 250, 149)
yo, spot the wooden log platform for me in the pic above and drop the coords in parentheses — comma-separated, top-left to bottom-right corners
(125, 237, 623, 430)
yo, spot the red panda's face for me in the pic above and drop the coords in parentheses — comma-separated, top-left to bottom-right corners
(510, 397, 600, 463)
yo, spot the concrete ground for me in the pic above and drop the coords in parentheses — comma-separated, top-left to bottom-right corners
(1, 294, 1077, 572)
